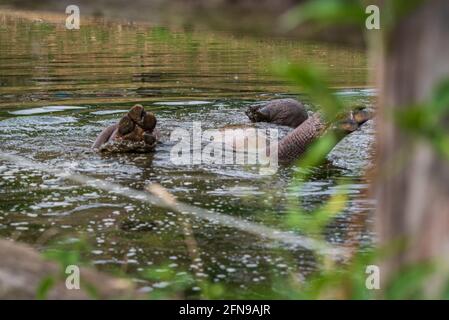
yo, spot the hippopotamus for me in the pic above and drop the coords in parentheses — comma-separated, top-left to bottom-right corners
(245, 98, 372, 164)
(93, 100, 372, 165)
(92, 104, 160, 153)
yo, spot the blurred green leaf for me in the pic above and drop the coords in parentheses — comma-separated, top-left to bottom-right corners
(276, 62, 344, 120)
(201, 282, 226, 299)
(297, 133, 339, 168)
(394, 105, 434, 136)
(286, 180, 348, 239)
(143, 266, 196, 299)
(83, 282, 100, 299)
(36, 276, 55, 300)
(431, 78, 449, 114)
(43, 249, 81, 270)
(394, 78, 449, 160)
(281, 0, 366, 31)
(385, 262, 435, 299)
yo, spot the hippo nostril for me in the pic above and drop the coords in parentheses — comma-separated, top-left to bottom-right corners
(142, 112, 157, 131)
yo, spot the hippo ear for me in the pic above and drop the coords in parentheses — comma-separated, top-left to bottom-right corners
(250, 107, 271, 122)
(246, 104, 271, 122)
(245, 105, 261, 122)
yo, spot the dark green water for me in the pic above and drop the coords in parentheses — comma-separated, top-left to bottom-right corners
(0, 13, 375, 298)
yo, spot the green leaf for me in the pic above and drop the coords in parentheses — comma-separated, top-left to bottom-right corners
(431, 78, 449, 114)
(394, 105, 432, 134)
(276, 63, 344, 120)
(36, 276, 55, 300)
(297, 133, 339, 169)
(43, 249, 81, 271)
(281, 0, 366, 31)
(385, 263, 435, 299)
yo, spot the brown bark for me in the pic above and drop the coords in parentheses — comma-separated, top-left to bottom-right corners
(375, 0, 449, 296)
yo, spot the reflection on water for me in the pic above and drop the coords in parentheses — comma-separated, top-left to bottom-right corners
(8, 105, 86, 115)
(0, 13, 374, 297)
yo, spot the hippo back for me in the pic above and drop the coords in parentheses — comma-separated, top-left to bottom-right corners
(247, 98, 308, 128)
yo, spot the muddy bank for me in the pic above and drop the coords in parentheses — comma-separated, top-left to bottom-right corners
(0, 239, 139, 299)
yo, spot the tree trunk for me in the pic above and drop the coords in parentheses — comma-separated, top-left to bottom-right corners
(375, 0, 449, 296)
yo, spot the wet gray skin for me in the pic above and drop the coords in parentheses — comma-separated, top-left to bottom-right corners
(245, 98, 309, 128)
(96, 99, 371, 164)
(246, 98, 372, 131)
(246, 98, 373, 164)
(92, 104, 160, 153)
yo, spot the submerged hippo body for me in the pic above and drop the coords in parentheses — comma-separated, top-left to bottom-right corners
(92, 104, 160, 153)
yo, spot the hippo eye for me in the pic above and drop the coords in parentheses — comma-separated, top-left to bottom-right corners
(256, 107, 270, 120)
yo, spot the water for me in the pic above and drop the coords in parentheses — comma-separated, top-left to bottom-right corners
(0, 13, 375, 297)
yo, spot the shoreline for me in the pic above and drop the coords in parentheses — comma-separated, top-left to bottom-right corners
(0, 5, 364, 46)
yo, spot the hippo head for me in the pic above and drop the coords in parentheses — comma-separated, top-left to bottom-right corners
(96, 104, 159, 153)
(331, 106, 374, 135)
(245, 98, 309, 128)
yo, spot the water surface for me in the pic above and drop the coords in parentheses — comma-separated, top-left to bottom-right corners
(0, 13, 374, 297)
